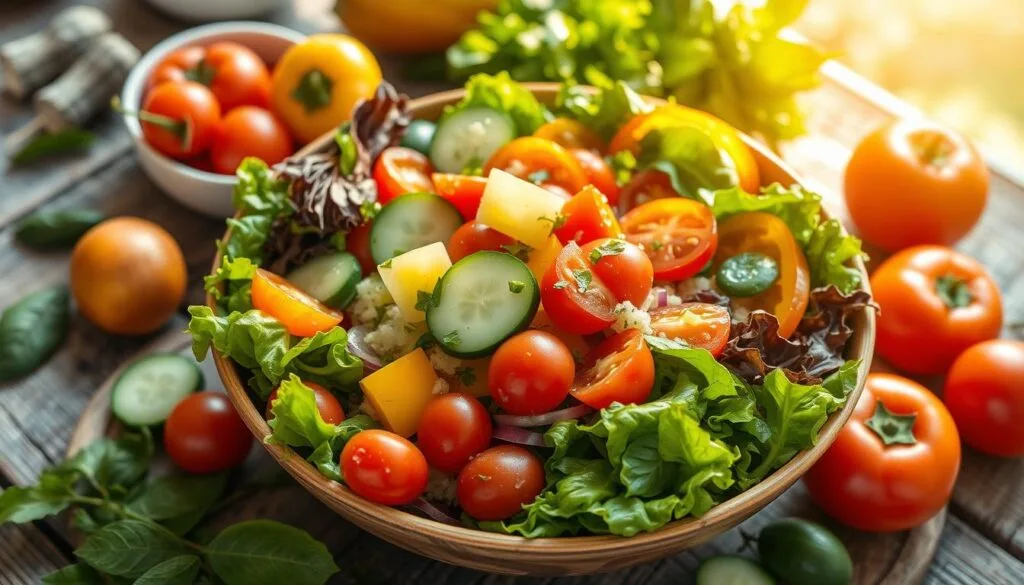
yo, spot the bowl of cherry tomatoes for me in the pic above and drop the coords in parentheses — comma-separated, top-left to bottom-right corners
(120, 22, 305, 217)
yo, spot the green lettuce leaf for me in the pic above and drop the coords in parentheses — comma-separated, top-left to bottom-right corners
(441, 72, 548, 136)
(804, 218, 866, 293)
(232, 158, 293, 219)
(554, 81, 652, 140)
(204, 257, 258, 314)
(636, 126, 738, 205)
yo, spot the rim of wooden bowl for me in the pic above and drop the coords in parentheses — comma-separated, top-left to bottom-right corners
(207, 83, 876, 574)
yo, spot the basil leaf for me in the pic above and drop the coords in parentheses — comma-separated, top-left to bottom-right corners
(127, 473, 227, 521)
(0, 482, 74, 524)
(0, 286, 70, 382)
(14, 209, 104, 250)
(206, 520, 340, 585)
(133, 555, 202, 585)
(75, 520, 188, 578)
(66, 431, 152, 492)
(637, 126, 738, 205)
(40, 563, 105, 585)
(12, 129, 95, 165)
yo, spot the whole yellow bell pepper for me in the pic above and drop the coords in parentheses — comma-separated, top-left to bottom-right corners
(337, 0, 497, 55)
(270, 34, 382, 144)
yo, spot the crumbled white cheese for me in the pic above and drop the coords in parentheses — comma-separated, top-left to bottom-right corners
(424, 469, 458, 506)
(732, 305, 751, 323)
(431, 378, 450, 396)
(676, 276, 714, 299)
(427, 346, 464, 376)
(350, 275, 393, 326)
(364, 305, 419, 362)
(611, 301, 653, 334)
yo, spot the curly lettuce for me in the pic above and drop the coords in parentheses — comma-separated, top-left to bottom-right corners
(440, 72, 549, 136)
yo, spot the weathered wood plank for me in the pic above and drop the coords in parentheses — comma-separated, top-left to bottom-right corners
(0, 519, 68, 585)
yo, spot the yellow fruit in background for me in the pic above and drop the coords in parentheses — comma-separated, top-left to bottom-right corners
(270, 34, 382, 144)
(70, 217, 187, 336)
(338, 0, 496, 55)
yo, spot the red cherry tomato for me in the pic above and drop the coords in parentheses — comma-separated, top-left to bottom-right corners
(447, 220, 515, 263)
(457, 445, 545, 521)
(341, 429, 428, 505)
(265, 381, 344, 425)
(431, 173, 488, 220)
(164, 392, 253, 474)
(648, 303, 731, 357)
(571, 329, 655, 409)
(140, 81, 221, 160)
(533, 118, 604, 151)
(540, 182, 574, 201)
(540, 241, 617, 335)
(374, 147, 435, 205)
(417, 393, 493, 473)
(554, 185, 623, 246)
(616, 169, 677, 215)
(347, 221, 375, 276)
(944, 340, 1024, 457)
(484, 137, 589, 193)
(579, 238, 653, 307)
(489, 330, 575, 415)
(620, 198, 718, 281)
(148, 42, 272, 110)
(571, 149, 619, 206)
(210, 106, 294, 174)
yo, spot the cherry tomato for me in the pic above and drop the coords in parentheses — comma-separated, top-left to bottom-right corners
(616, 169, 677, 215)
(804, 373, 960, 532)
(533, 117, 604, 151)
(579, 238, 653, 306)
(554, 185, 623, 246)
(484, 137, 588, 193)
(447, 220, 515, 263)
(347, 221, 375, 276)
(649, 303, 731, 356)
(210, 106, 294, 175)
(140, 81, 221, 160)
(714, 212, 810, 338)
(341, 430, 428, 505)
(251, 269, 343, 338)
(373, 147, 435, 205)
(148, 42, 272, 111)
(457, 445, 544, 521)
(540, 241, 617, 335)
(417, 393, 493, 473)
(620, 198, 718, 282)
(570, 149, 619, 206)
(489, 330, 575, 415)
(432, 173, 488, 220)
(571, 329, 655, 409)
(845, 120, 989, 252)
(164, 392, 253, 474)
(871, 246, 1002, 375)
(265, 381, 344, 424)
(944, 340, 1024, 457)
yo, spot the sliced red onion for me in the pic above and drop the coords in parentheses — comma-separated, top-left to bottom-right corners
(492, 403, 593, 427)
(408, 497, 461, 526)
(347, 326, 381, 372)
(493, 425, 547, 447)
(656, 288, 669, 308)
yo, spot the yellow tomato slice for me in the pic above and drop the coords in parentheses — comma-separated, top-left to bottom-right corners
(251, 269, 343, 338)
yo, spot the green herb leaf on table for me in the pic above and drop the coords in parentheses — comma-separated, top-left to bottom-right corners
(67, 431, 153, 494)
(205, 520, 340, 585)
(0, 286, 70, 382)
(12, 129, 95, 165)
(127, 473, 227, 522)
(133, 556, 202, 585)
(75, 520, 189, 578)
(14, 209, 105, 250)
(40, 563, 106, 585)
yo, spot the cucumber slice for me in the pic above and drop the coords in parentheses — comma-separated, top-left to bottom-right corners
(370, 193, 463, 265)
(111, 354, 204, 426)
(697, 556, 776, 585)
(430, 107, 516, 173)
(426, 251, 539, 358)
(286, 252, 362, 308)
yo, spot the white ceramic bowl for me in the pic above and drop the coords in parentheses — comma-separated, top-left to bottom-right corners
(120, 22, 306, 218)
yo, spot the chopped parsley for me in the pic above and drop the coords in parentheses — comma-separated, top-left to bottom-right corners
(588, 239, 627, 264)
(649, 240, 664, 252)
(359, 200, 381, 220)
(414, 289, 437, 312)
(537, 213, 568, 230)
(501, 242, 533, 262)
(380, 258, 393, 269)
(415, 332, 436, 350)
(442, 330, 461, 348)
(455, 366, 477, 387)
(571, 269, 592, 293)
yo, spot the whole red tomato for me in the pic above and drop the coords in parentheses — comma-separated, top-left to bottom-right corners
(139, 81, 222, 159)
(804, 373, 961, 532)
(457, 445, 545, 521)
(489, 330, 575, 415)
(417, 393, 493, 473)
(165, 392, 253, 474)
(148, 42, 272, 110)
(341, 430, 428, 505)
(871, 246, 1002, 374)
(210, 106, 294, 174)
(944, 340, 1024, 457)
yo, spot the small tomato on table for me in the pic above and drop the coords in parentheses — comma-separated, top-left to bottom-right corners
(944, 340, 1024, 457)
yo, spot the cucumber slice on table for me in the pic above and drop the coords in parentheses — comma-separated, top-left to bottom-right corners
(426, 251, 539, 358)
(111, 354, 204, 426)
(286, 252, 361, 308)
(697, 556, 776, 585)
(370, 193, 463, 265)
(430, 107, 516, 173)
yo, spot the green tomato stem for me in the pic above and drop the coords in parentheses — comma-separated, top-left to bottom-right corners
(292, 69, 334, 113)
(865, 400, 918, 446)
(935, 274, 973, 310)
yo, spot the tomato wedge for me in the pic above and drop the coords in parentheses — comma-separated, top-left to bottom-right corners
(540, 241, 617, 335)
(649, 303, 731, 356)
(373, 147, 435, 205)
(555, 185, 623, 245)
(620, 198, 718, 281)
(432, 173, 488, 220)
(484, 137, 589, 193)
(571, 149, 620, 206)
(714, 212, 810, 338)
(571, 329, 655, 409)
(617, 169, 677, 215)
(534, 118, 604, 151)
(251, 269, 343, 337)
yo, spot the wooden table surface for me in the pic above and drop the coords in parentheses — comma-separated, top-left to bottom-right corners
(2, 2, 1024, 584)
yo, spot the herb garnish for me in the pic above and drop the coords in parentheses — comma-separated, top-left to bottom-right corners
(508, 280, 526, 294)
(589, 239, 627, 264)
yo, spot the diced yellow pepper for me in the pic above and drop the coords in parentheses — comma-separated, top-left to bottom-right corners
(525, 235, 563, 283)
(377, 242, 452, 323)
(359, 348, 438, 437)
(476, 169, 565, 249)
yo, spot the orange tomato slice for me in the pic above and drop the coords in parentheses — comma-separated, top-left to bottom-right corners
(251, 269, 343, 337)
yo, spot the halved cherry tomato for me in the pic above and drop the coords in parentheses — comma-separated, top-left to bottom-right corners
(265, 381, 344, 424)
(609, 106, 760, 193)
(417, 393, 492, 473)
(620, 198, 717, 281)
(458, 445, 544, 521)
(447, 220, 515, 263)
(554, 185, 623, 245)
(341, 429, 428, 505)
(572, 329, 655, 409)
(484, 137, 589, 193)
(649, 303, 731, 356)
(148, 42, 272, 111)
(432, 173, 488, 220)
(540, 242, 618, 335)
(714, 212, 810, 338)
(580, 238, 653, 307)
(617, 169, 677, 215)
(139, 81, 222, 160)
(489, 331, 576, 415)
(251, 269, 343, 337)
(534, 117, 604, 151)
(571, 149, 619, 206)
(347, 221, 375, 275)
(374, 147, 435, 205)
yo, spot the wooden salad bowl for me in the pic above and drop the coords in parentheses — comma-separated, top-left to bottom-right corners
(208, 84, 876, 576)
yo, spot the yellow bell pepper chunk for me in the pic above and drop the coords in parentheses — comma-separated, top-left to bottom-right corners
(525, 235, 563, 283)
(476, 169, 565, 249)
(359, 348, 438, 437)
(377, 242, 452, 323)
